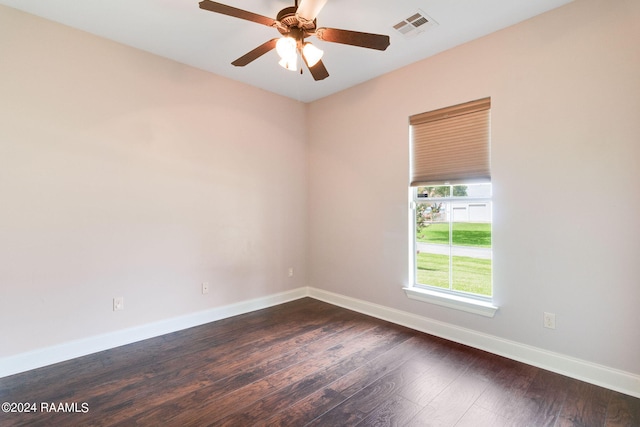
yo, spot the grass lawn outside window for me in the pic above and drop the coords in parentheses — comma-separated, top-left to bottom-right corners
(416, 222, 491, 247)
(416, 252, 492, 296)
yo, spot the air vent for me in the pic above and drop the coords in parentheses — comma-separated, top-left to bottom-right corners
(393, 10, 438, 39)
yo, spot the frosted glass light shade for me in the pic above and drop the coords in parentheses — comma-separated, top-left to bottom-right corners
(302, 42, 323, 67)
(278, 57, 298, 71)
(276, 37, 297, 60)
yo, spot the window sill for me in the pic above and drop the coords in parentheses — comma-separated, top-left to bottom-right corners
(403, 287, 498, 318)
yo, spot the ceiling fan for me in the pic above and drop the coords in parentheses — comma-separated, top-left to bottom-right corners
(198, 0, 391, 81)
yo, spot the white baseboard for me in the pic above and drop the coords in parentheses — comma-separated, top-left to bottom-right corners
(2, 286, 638, 399)
(0, 287, 307, 379)
(307, 287, 640, 399)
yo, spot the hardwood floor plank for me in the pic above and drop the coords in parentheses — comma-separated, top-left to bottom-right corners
(112, 305, 385, 426)
(216, 325, 416, 426)
(0, 298, 337, 402)
(306, 339, 446, 425)
(329, 334, 451, 401)
(356, 394, 422, 426)
(0, 298, 638, 427)
(473, 357, 539, 420)
(455, 405, 513, 427)
(119, 311, 399, 425)
(260, 387, 347, 427)
(263, 335, 429, 426)
(557, 381, 611, 427)
(2, 298, 353, 426)
(605, 391, 640, 427)
(404, 362, 491, 426)
(397, 343, 478, 407)
(508, 369, 573, 427)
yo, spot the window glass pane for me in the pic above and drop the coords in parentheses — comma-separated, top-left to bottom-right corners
(450, 205, 492, 296)
(452, 219, 491, 248)
(416, 252, 450, 290)
(416, 201, 450, 289)
(452, 256, 492, 296)
(416, 202, 449, 243)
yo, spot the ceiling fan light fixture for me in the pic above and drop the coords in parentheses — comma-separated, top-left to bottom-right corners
(276, 36, 297, 60)
(302, 42, 323, 67)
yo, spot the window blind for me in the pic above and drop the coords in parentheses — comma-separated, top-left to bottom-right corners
(409, 97, 491, 187)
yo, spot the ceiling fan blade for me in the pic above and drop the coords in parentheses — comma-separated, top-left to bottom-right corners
(231, 39, 279, 67)
(303, 57, 329, 81)
(296, 0, 328, 22)
(315, 28, 390, 51)
(199, 0, 276, 27)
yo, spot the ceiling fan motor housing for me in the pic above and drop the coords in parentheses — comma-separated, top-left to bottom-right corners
(276, 6, 317, 36)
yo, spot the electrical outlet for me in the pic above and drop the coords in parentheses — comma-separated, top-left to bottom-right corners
(202, 282, 209, 294)
(543, 312, 556, 329)
(113, 297, 124, 311)
(288, 267, 294, 278)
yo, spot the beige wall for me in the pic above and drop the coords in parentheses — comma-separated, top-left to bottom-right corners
(307, 0, 640, 375)
(0, 7, 307, 357)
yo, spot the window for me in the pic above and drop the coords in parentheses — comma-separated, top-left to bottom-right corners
(404, 98, 497, 316)
(413, 184, 492, 296)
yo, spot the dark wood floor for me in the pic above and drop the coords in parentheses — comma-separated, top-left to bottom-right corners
(1, 298, 638, 426)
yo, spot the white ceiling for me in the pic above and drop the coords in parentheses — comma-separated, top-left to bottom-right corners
(1, 0, 573, 102)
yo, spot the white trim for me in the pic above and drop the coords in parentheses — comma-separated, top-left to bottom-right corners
(403, 286, 498, 317)
(307, 287, 640, 399)
(0, 288, 307, 379)
(2, 286, 638, 399)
